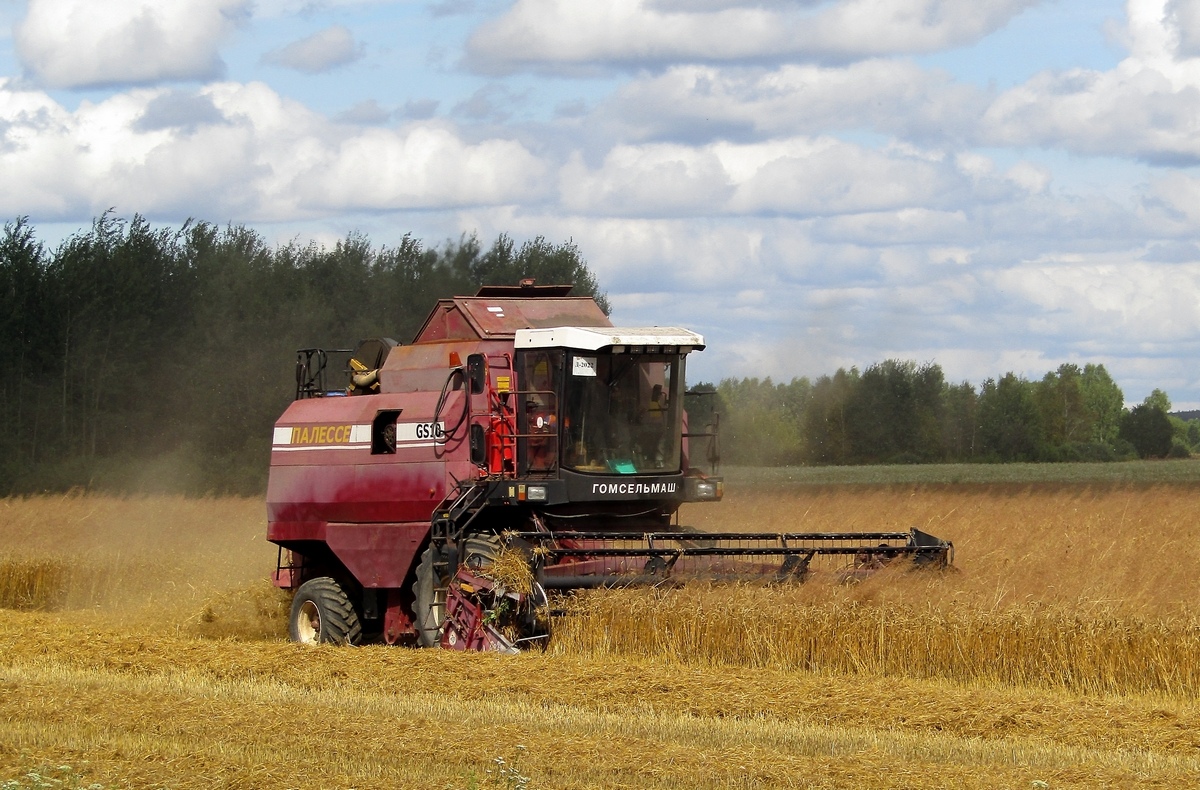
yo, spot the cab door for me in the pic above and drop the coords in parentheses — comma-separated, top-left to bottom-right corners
(515, 349, 563, 475)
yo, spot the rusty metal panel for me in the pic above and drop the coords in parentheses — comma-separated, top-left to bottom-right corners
(411, 297, 610, 343)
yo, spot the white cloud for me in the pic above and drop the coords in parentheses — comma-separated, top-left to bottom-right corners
(647, 0, 823, 10)
(251, 0, 392, 15)
(16, 0, 249, 88)
(982, 0, 1200, 163)
(336, 99, 392, 125)
(1004, 161, 1051, 194)
(813, 209, 972, 245)
(598, 62, 983, 143)
(558, 138, 992, 218)
(262, 25, 363, 74)
(686, 247, 1200, 388)
(982, 63, 1200, 162)
(1142, 170, 1200, 228)
(558, 146, 733, 216)
(576, 1, 1200, 170)
(451, 84, 527, 122)
(988, 256, 1200, 343)
(1167, 0, 1200, 56)
(136, 90, 227, 132)
(724, 139, 969, 216)
(297, 123, 549, 211)
(0, 79, 551, 220)
(466, 0, 1039, 72)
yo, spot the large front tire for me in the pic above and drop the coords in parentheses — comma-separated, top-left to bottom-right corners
(413, 546, 447, 648)
(289, 577, 362, 646)
(413, 537, 501, 648)
(462, 534, 502, 571)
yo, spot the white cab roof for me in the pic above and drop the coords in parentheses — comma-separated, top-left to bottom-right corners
(515, 326, 705, 352)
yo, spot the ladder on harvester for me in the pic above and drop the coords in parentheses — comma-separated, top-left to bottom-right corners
(431, 478, 492, 544)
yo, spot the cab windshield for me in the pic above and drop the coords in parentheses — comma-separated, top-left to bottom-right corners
(561, 352, 682, 474)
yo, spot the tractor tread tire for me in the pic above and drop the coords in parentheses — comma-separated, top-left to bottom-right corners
(289, 577, 362, 646)
(462, 534, 503, 571)
(413, 546, 443, 648)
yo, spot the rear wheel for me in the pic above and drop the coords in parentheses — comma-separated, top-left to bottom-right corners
(289, 577, 362, 645)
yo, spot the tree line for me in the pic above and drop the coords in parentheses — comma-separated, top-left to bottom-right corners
(0, 214, 607, 494)
(695, 361, 1191, 467)
(4, 214, 1190, 494)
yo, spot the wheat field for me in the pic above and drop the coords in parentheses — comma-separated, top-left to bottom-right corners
(2, 482, 1200, 787)
(552, 483, 1200, 696)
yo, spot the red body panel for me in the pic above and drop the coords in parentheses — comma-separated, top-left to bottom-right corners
(267, 334, 529, 590)
(267, 390, 464, 525)
(324, 522, 427, 588)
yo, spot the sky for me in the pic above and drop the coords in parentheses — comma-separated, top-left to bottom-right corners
(2, 0, 1200, 407)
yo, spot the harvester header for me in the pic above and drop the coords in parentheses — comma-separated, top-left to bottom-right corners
(267, 282, 953, 651)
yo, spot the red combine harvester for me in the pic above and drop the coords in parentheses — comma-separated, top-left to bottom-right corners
(267, 282, 953, 651)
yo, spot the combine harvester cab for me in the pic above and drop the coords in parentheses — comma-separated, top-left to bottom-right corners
(267, 282, 953, 651)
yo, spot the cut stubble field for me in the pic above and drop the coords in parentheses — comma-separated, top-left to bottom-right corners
(4, 465, 1200, 788)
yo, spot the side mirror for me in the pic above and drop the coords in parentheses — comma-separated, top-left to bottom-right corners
(470, 423, 486, 464)
(468, 354, 486, 394)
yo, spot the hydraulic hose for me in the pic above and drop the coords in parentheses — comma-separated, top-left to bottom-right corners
(432, 366, 468, 443)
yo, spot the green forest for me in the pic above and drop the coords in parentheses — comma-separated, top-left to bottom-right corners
(0, 215, 1190, 495)
(695, 363, 1188, 468)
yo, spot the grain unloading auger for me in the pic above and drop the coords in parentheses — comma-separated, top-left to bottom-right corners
(266, 282, 954, 652)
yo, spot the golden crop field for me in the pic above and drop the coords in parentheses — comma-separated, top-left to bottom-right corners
(3, 480, 1200, 788)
